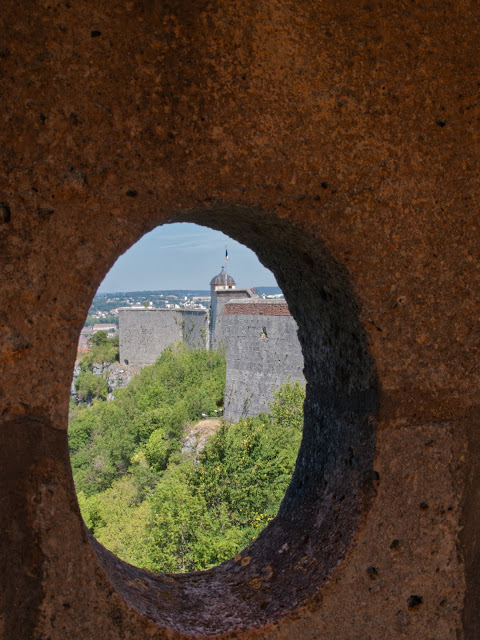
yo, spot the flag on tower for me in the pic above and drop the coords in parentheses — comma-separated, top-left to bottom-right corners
(225, 248, 228, 262)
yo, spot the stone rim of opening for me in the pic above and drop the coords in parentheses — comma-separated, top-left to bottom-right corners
(79, 205, 377, 636)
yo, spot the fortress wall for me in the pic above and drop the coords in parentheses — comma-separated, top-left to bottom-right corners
(223, 300, 304, 421)
(224, 301, 292, 316)
(118, 309, 183, 365)
(212, 289, 255, 348)
(212, 294, 231, 348)
(182, 309, 209, 350)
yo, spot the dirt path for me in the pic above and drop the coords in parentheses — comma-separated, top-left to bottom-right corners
(182, 418, 222, 459)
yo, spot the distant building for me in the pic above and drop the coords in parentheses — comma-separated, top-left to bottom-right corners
(209, 267, 256, 348)
(77, 323, 117, 352)
(77, 331, 91, 352)
(92, 323, 117, 334)
(116, 266, 304, 421)
(222, 298, 304, 420)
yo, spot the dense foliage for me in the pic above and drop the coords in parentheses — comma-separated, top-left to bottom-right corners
(69, 346, 304, 573)
(74, 332, 119, 403)
(70, 344, 225, 495)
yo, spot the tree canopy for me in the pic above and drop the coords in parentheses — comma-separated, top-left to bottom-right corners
(69, 346, 304, 572)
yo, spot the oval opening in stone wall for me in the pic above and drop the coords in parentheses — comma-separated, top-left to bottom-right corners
(69, 221, 306, 574)
(72, 205, 377, 637)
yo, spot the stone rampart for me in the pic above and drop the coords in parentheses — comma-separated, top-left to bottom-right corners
(119, 308, 208, 365)
(211, 288, 255, 348)
(223, 299, 304, 420)
(182, 309, 209, 350)
(118, 300, 302, 421)
(119, 309, 184, 365)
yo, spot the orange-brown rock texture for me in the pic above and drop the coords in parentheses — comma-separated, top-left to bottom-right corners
(1, 1, 479, 638)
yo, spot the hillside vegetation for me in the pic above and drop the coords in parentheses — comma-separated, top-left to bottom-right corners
(69, 345, 305, 572)
(74, 331, 119, 403)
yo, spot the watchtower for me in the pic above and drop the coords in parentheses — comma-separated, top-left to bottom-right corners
(209, 267, 256, 348)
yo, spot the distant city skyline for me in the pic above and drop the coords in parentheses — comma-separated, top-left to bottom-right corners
(98, 223, 278, 294)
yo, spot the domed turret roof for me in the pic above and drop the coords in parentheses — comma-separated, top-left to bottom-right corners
(210, 266, 235, 287)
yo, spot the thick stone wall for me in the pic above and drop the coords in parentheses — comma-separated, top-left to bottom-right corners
(2, 2, 480, 639)
(211, 288, 255, 348)
(182, 309, 209, 350)
(223, 299, 304, 420)
(119, 299, 299, 420)
(119, 308, 208, 364)
(119, 309, 183, 365)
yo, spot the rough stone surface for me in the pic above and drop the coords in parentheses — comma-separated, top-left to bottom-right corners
(0, 1, 479, 638)
(182, 418, 222, 461)
(211, 288, 255, 348)
(71, 361, 143, 403)
(119, 308, 207, 365)
(223, 299, 305, 420)
(102, 362, 143, 397)
(183, 309, 210, 350)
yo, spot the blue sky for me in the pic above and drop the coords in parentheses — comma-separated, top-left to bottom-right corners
(98, 223, 277, 293)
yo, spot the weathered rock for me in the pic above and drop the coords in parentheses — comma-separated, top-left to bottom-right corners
(223, 299, 305, 420)
(0, 1, 479, 639)
(182, 418, 222, 461)
(70, 361, 142, 404)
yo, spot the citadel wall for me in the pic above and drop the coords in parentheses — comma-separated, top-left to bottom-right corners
(119, 309, 207, 365)
(119, 309, 182, 365)
(117, 294, 302, 422)
(210, 288, 255, 348)
(182, 309, 210, 350)
(223, 299, 304, 420)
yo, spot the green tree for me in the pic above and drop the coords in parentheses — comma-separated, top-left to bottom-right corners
(85, 332, 119, 366)
(73, 333, 119, 404)
(145, 380, 305, 571)
(80, 477, 154, 568)
(71, 360, 305, 574)
(70, 345, 226, 496)
(75, 369, 109, 403)
(147, 460, 208, 572)
(269, 378, 305, 431)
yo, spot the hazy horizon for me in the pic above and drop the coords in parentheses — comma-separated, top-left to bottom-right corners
(96, 284, 281, 296)
(98, 223, 277, 294)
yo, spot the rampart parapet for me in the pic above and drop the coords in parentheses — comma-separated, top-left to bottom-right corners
(118, 288, 303, 421)
(119, 308, 208, 365)
(223, 298, 304, 420)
